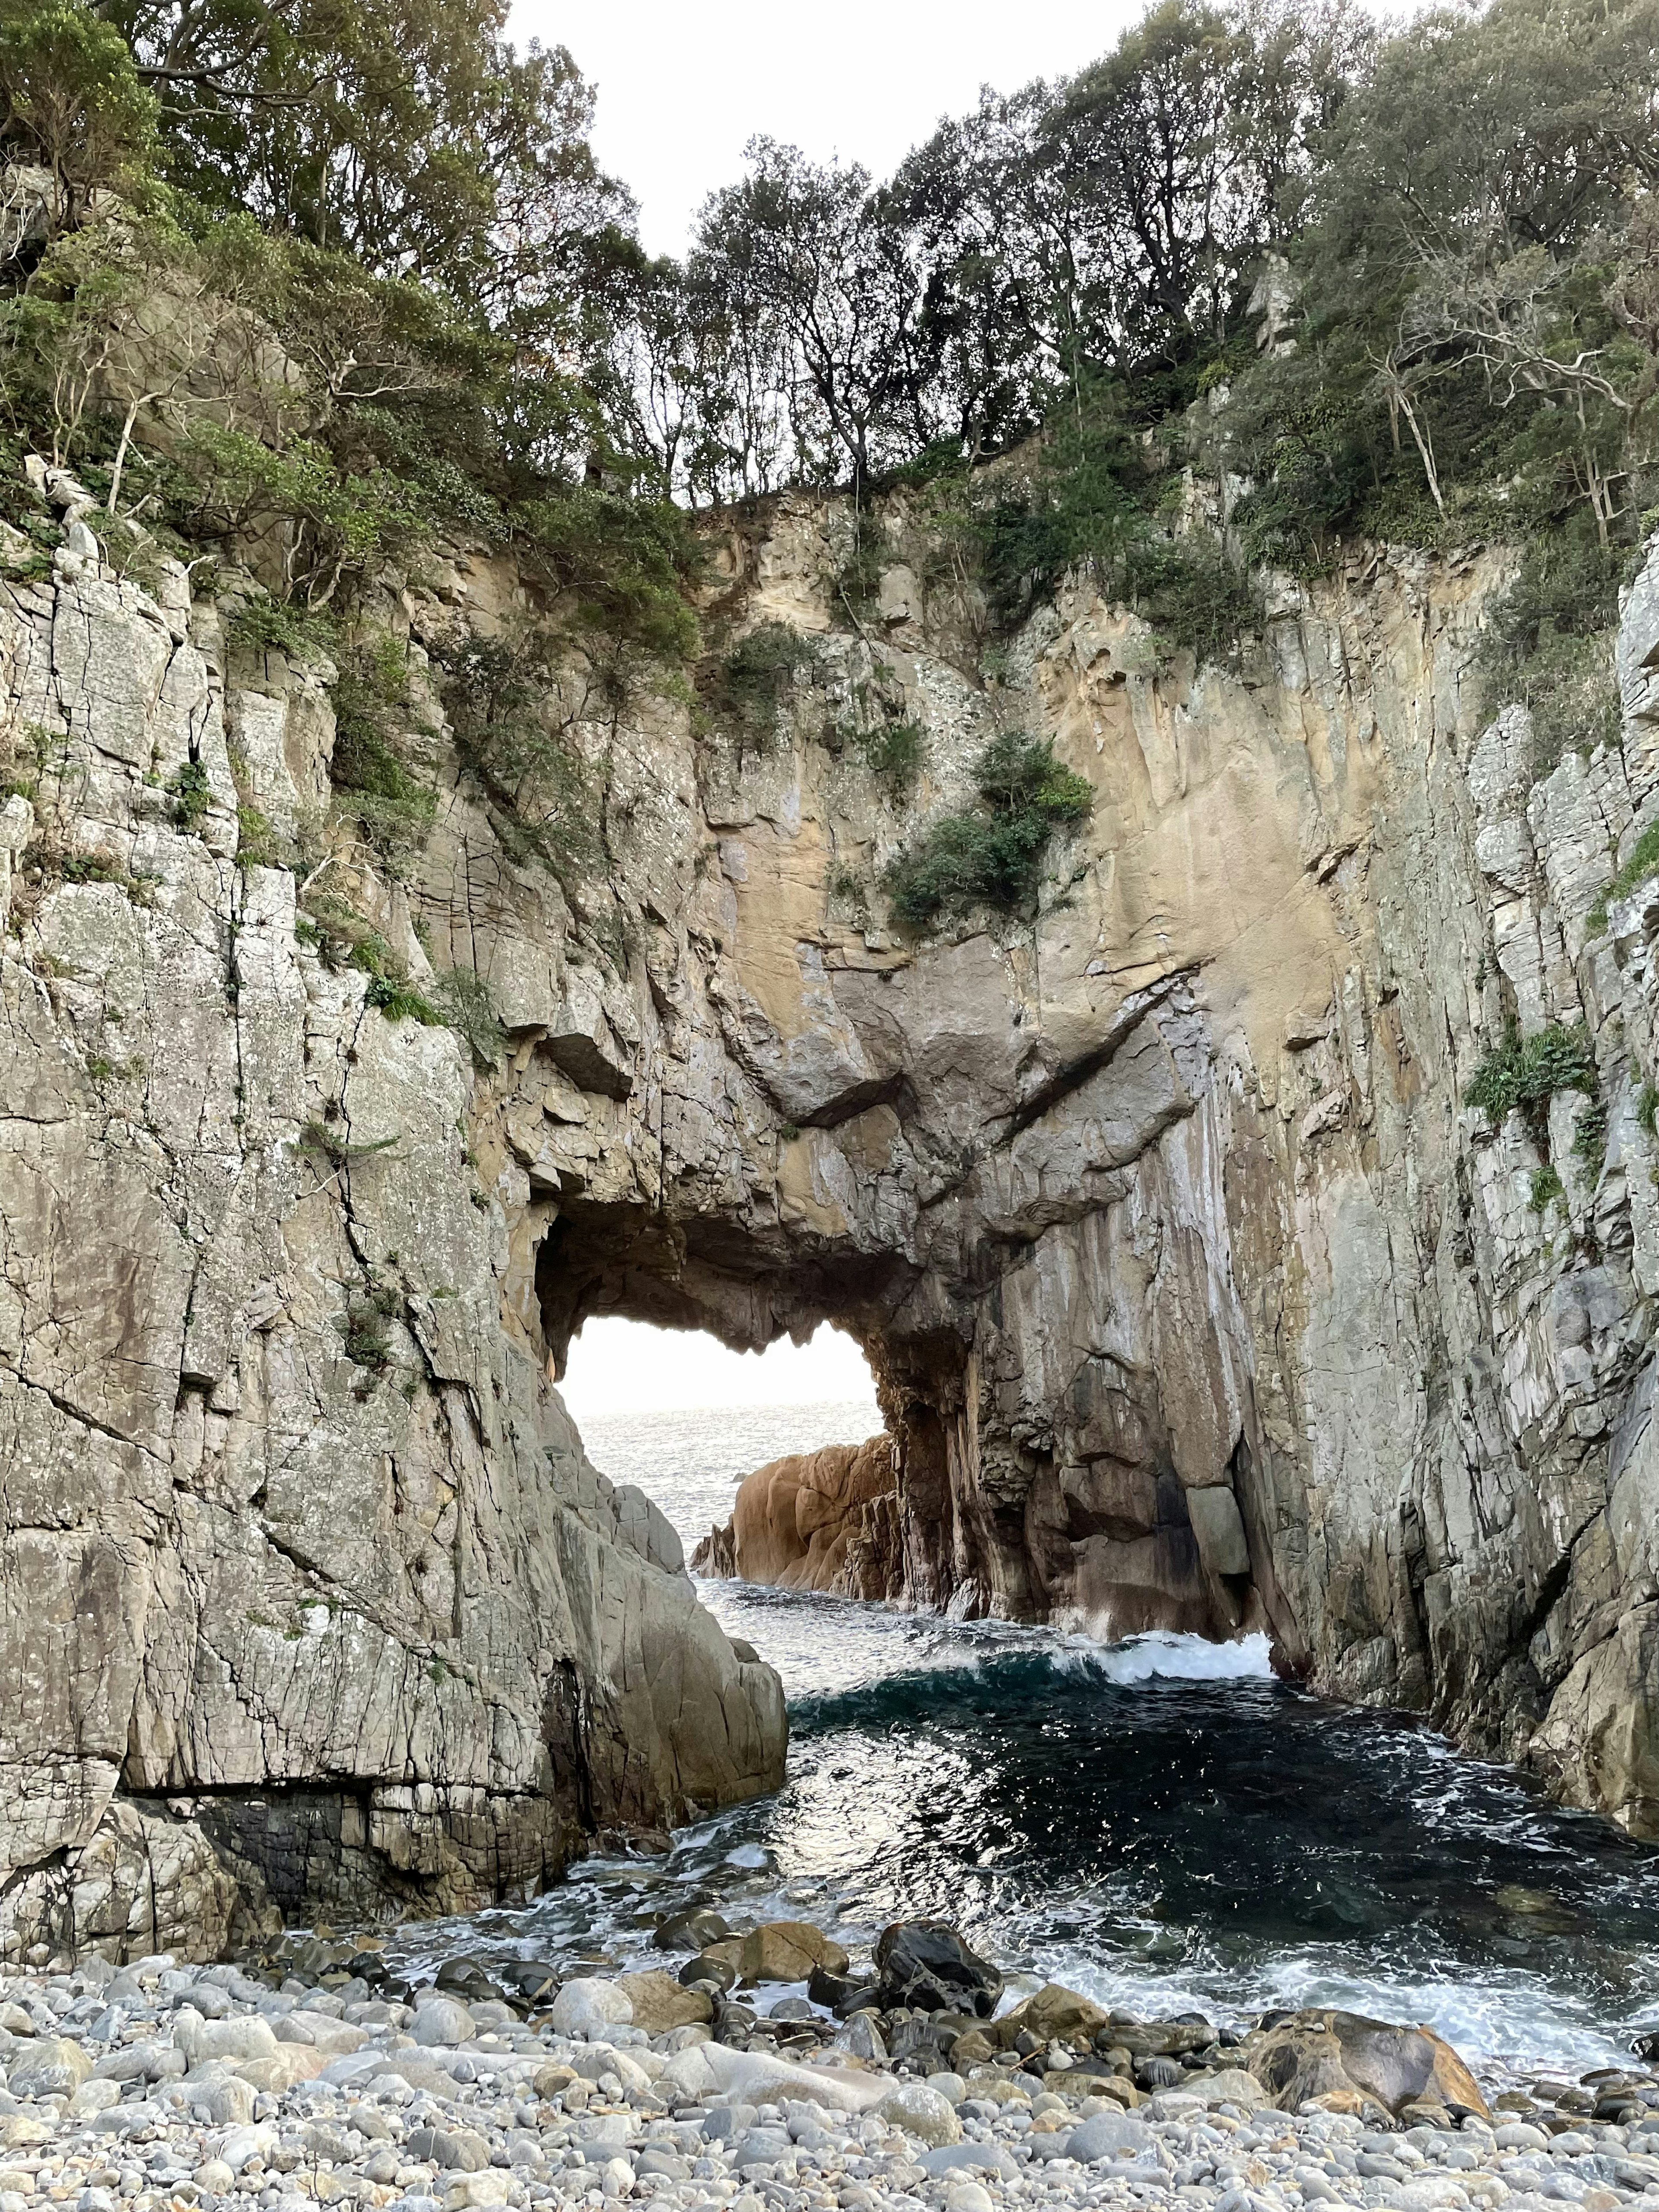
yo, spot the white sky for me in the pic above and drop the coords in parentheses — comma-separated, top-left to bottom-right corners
(513, 0, 1142, 255)
(558, 1316, 877, 1420)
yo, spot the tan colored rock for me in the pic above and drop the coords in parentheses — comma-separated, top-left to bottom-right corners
(615, 1970, 713, 2035)
(702, 1920, 851, 1984)
(995, 1983, 1111, 2051)
(692, 1437, 900, 1600)
(1243, 2010, 1488, 2119)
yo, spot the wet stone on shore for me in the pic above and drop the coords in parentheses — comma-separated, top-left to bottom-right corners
(1, 1920, 1657, 2212)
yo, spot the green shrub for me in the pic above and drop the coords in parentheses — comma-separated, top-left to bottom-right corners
(437, 631, 595, 879)
(1529, 1165, 1565, 1212)
(1637, 1080, 1659, 1138)
(702, 621, 817, 752)
(167, 759, 212, 833)
(226, 594, 337, 663)
(328, 642, 436, 878)
(299, 898, 443, 1027)
(1573, 1095, 1609, 1170)
(1465, 1021, 1597, 1153)
(1588, 818, 1659, 934)
(235, 804, 283, 869)
(341, 1300, 392, 1370)
(886, 731, 1092, 925)
(1476, 532, 1629, 781)
(432, 965, 506, 1068)
(854, 717, 924, 800)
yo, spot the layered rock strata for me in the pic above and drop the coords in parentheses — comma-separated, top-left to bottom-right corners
(0, 537, 785, 1961)
(7, 476, 1659, 1965)
(690, 1438, 902, 1599)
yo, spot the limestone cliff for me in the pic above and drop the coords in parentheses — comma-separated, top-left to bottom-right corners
(6, 477, 1659, 1965)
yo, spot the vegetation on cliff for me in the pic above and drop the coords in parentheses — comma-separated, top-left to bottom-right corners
(1, 0, 1656, 918)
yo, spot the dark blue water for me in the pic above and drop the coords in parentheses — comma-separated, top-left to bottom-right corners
(392, 1402, 1659, 2087)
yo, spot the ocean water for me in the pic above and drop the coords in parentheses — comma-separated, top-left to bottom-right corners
(392, 1399, 1659, 2086)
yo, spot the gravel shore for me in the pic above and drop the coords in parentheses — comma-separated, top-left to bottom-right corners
(1, 1953, 1656, 2212)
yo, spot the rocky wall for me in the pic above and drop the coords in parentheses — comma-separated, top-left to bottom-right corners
(6, 472, 1659, 1971)
(0, 519, 786, 1962)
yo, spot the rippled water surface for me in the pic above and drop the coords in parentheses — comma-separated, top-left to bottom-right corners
(394, 1399, 1659, 2084)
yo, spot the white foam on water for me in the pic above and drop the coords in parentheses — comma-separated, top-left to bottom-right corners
(1055, 1629, 1277, 1684)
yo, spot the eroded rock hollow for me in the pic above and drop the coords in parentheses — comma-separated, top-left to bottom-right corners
(6, 489, 1659, 1959)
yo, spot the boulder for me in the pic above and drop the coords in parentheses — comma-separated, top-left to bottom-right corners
(701, 1921, 849, 1985)
(1242, 2011, 1488, 2119)
(874, 2082, 962, 2146)
(1179, 2068, 1271, 2109)
(7, 2038, 94, 2097)
(174, 2013, 278, 2068)
(549, 1979, 633, 2040)
(617, 1970, 712, 2035)
(875, 1922, 1003, 2018)
(994, 1983, 1110, 2051)
(655, 1909, 734, 1954)
(690, 1438, 900, 1601)
(698, 2041, 890, 2114)
(1068, 2111, 1152, 2164)
(237, 2048, 327, 2091)
(412, 1998, 475, 2047)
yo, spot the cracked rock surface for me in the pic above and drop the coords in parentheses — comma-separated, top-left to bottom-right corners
(7, 493, 1659, 1955)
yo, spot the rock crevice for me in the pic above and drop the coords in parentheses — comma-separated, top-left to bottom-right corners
(6, 499, 1659, 1961)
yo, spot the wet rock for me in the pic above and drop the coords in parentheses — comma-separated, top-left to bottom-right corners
(680, 1955, 736, 1994)
(874, 1922, 1004, 2018)
(655, 1910, 734, 1954)
(701, 1921, 849, 1984)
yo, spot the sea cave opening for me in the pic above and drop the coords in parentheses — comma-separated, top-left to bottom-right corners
(556, 1313, 888, 1589)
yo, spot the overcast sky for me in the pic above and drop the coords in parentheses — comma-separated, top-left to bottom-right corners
(512, 0, 1142, 255)
(558, 1317, 877, 1419)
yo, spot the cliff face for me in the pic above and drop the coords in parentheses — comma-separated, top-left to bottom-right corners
(5, 482, 1659, 1964)
(0, 532, 786, 1963)
(690, 1438, 903, 1601)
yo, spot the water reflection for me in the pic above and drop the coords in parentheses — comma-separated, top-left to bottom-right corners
(385, 1404, 1659, 2083)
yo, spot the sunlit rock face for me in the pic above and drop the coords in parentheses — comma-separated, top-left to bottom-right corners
(690, 1437, 902, 1599)
(5, 497, 1659, 1958)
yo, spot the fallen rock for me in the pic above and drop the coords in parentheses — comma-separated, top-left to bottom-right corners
(875, 1921, 1004, 2018)
(874, 2082, 962, 2146)
(413, 1998, 476, 2047)
(690, 1437, 900, 1600)
(655, 1909, 734, 1953)
(617, 1970, 712, 2035)
(174, 2014, 279, 2068)
(1068, 2111, 1153, 2163)
(549, 1979, 633, 2040)
(698, 2041, 890, 2113)
(702, 1921, 850, 1984)
(994, 1983, 1111, 2051)
(1243, 2010, 1489, 2119)
(1179, 2068, 1271, 2109)
(7, 2038, 93, 2097)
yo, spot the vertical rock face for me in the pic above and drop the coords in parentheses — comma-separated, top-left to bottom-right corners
(0, 547, 785, 1962)
(690, 1438, 902, 1600)
(6, 491, 1659, 1962)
